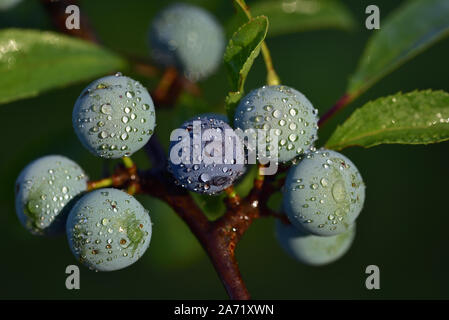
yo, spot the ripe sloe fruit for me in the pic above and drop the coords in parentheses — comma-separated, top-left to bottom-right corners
(168, 115, 245, 195)
(283, 149, 365, 236)
(276, 220, 355, 266)
(66, 188, 152, 272)
(149, 3, 225, 82)
(72, 73, 156, 159)
(234, 85, 318, 163)
(15, 155, 88, 235)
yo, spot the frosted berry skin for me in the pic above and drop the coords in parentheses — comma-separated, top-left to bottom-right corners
(234, 85, 318, 163)
(66, 188, 152, 272)
(198, 113, 229, 123)
(168, 115, 245, 195)
(149, 3, 225, 82)
(283, 150, 365, 236)
(276, 220, 355, 266)
(72, 74, 156, 159)
(15, 155, 88, 236)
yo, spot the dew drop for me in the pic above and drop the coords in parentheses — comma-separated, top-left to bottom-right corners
(320, 178, 328, 187)
(200, 173, 210, 183)
(100, 104, 112, 115)
(331, 180, 346, 203)
(272, 110, 282, 118)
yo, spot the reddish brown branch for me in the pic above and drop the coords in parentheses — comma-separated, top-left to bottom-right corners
(318, 93, 355, 127)
(40, 0, 100, 43)
(151, 67, 202, 107)
(139, 170, 250, 299)
(126, 54, 161, 79)
(152, 67, 180, 105)
(87, 163, 284, 300)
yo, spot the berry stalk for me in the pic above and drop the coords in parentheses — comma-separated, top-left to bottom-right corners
(233, 0, 281, 86)
(87, 177, 113, 191)
(318, 93, 356, 127)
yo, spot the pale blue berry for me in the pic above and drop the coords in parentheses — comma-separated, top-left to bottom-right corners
(168, 115, 245, 195)
(72, 74, 156, 159)
(15, 155, 88, 235)
(149, 3, 225, 81)
(66, 188, 152, 272)
(283, 149, 365, 236)
(276, 220, 356, 266)
(234, 85, 318, 163)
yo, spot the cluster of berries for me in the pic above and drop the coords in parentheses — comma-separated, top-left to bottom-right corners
(14, 3, 365, 272)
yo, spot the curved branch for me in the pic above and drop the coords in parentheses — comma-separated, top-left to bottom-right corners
(139, 170, 250, 300)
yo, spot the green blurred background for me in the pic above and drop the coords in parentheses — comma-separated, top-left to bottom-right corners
(1, 0, 448, 299)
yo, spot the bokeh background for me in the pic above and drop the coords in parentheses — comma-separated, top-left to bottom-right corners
(1, 0, 448, 299)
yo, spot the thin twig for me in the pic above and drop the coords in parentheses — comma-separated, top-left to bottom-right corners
(40, 0, 100, 43)
(318, 93, 355, 127)
(233, 0, 281, 86)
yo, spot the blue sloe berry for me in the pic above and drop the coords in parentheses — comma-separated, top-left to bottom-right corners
(276, 220, 356, 266)
(283, 149, 365, 236)
(66, 188, 152, 272)
(149, 3, 225, 82)
(72, 73, 156, 159)
(168, 115, 245, 195)
(15, 155, 88, 235)
(197, 113, 229, 124)
(234, 85, 318, 163)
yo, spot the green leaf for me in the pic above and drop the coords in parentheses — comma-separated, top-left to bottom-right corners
(224, 16, 269, 124)
(228, 0, 355, 37)
(326, 90, 449, 150)
(0, 29, 126, 105)
(348, 0, 449, 96)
